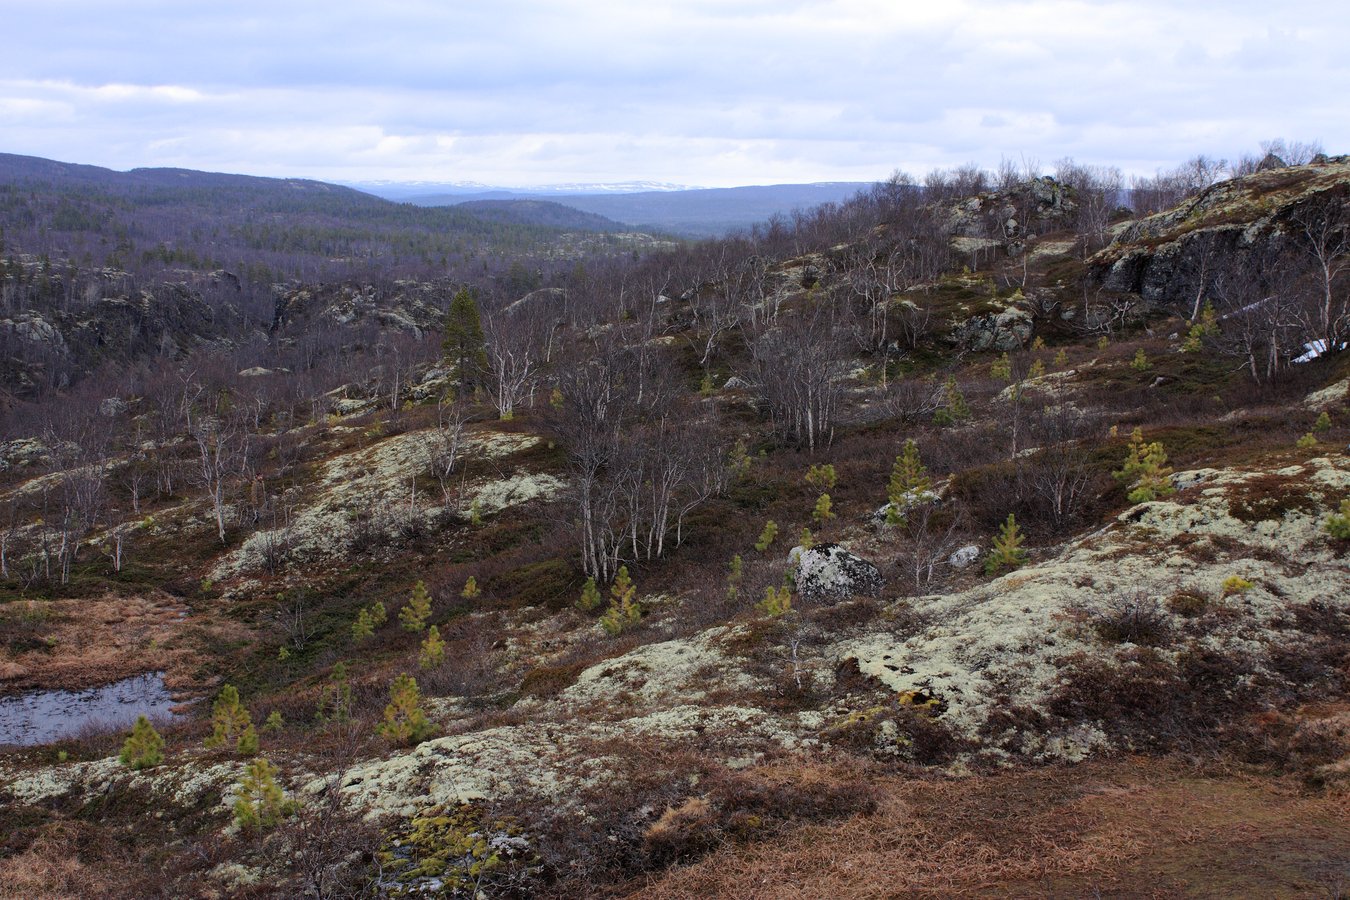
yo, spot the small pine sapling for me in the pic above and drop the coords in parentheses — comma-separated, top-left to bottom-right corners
(798, 527, 815, 551)
(812, 493, 834, 523)
(262, 711, 284, 732)
(351, 607, 375, 641)
(933, 376, 970, 425)
(1028, 358, 1046, 378)
(754, 520, 778, 552)
(600, 565, 641, 635)
(1053, 348, 1068, 368)
(315, 661, 353, 724)
(468, 498, 483, 526)
(990, 352, 1012, 382)
(985, 513, 1029, 575)
(1326, 499, 1350, 539)
(1314, 411, 1332, 433)
(419, 625, 445, 670)
(378, 674, 432, 745)
(232, 758, 298, 831)
(400, 581, 432, 632)
(119, 715, 165, 770)
(727, 554, 743, 603)
(576, 577, 602, 611)
(1222, 575, 1254, 596)
(1130, 348, 1151, 371)
(757, 584, 792, 617)
(205, 684, 252, 751)
(461, 576, 480, 599)
(236, 722, 259, 757)
(1296, 432, 1317, 449)
(1114, 427, 1174, 503)
(887, 439, 931, 526)
(1182, 302, 1218, 352)
(805, 463, 837, 491)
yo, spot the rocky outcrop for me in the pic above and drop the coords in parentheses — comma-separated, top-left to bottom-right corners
(1092, 157, 1350, 307)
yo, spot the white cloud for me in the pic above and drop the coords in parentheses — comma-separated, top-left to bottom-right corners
(1, 1, 1347, 185)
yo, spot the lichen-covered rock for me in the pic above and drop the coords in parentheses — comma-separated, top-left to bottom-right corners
(953, 305, 1033, 352)
(947, 545, 981, 569)
(791, 544, 884, 602)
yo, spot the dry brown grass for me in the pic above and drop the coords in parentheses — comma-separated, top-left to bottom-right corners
(0, 590, 242, 694)
(0, 826, 114, 900)
(628, 757, 1350, 899)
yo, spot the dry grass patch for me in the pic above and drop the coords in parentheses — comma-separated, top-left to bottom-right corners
(630, 756, 1350, 899)
(0, 591, 235, 693)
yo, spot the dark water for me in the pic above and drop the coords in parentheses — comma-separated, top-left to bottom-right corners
(0, 672, 180, 746)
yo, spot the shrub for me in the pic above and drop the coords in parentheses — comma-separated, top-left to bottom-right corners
(1092, 595, 1171, 646)
(1113, 427, 1174, 503)
(233, 758, 299, 831)
(378, 674, 432, 745)
(984, 513, 1028, 575)
(119, 715, 165, 770)
(1222, 575, 1254, 596)
(400, 580, 432, 632)
(1166, 592, 1208, 617)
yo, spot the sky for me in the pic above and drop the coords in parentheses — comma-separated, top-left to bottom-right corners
(2, 0, 1347, 188)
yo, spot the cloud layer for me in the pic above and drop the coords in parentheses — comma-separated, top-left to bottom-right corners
(3, 1, 1346, 185)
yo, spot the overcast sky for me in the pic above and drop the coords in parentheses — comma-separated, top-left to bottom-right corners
(2, 1, 1346, 187)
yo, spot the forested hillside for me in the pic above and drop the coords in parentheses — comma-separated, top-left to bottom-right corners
(1, 146, 1348, 898)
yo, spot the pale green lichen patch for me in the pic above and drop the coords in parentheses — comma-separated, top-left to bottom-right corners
(832, 458, 1350, 759)
(210, 426, 561, 577)
(333, 704, 807, 820)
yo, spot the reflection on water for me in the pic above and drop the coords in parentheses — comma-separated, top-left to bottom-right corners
(0, 672, 181, 746)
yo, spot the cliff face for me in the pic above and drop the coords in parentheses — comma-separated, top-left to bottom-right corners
(1092, 157, 1350, 307)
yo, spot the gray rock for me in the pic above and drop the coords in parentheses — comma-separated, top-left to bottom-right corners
(953, 306, 1034, 352)
(790, 543, 884, 602)
(947, 545, 982, 569)
(98, 397, 129, 417)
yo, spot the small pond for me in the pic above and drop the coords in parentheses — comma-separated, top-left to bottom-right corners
(0, 672, 181, 747)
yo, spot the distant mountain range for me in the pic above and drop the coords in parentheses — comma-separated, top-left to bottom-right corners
(351, 181, 873, 238)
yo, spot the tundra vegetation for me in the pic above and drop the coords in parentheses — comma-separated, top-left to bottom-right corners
(1, 143, 1350, 896)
